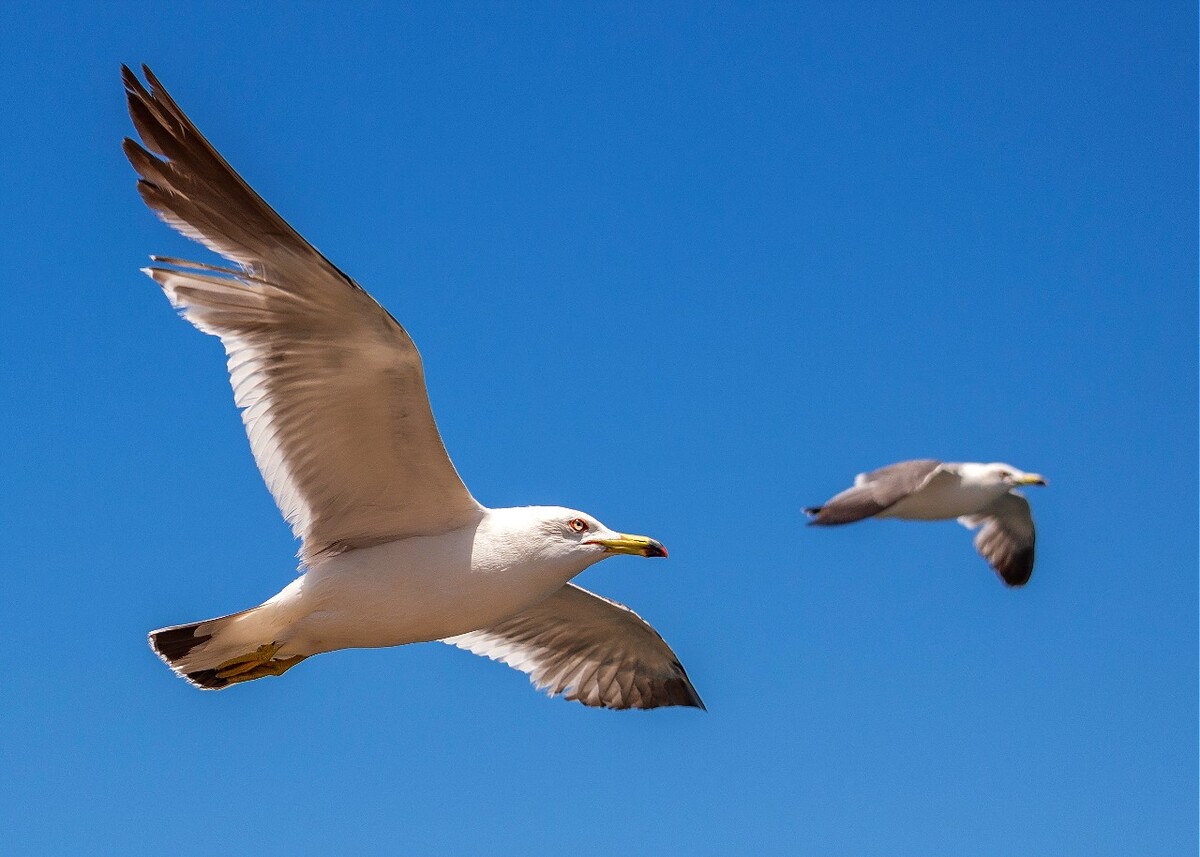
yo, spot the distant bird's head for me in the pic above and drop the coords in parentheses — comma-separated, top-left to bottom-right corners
(974, 462, 1048, 488)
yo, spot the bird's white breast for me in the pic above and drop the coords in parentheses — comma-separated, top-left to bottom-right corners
(278, 511, 596, 654)
(880, 475, 1008, 520)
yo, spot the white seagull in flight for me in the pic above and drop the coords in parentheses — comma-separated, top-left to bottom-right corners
(805, 459, 1047, 586)
(124, 66, 703, 710)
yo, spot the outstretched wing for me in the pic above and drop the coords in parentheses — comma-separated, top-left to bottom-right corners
(123, 66, 481, 563)
(958, 491, 1036, 586)
(443, 584, 705, 710)
(806, 459, 945, 525)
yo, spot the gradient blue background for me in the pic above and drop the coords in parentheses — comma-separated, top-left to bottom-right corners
(2, 3, 1195, 854)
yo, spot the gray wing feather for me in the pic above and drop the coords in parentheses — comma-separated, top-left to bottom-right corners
(958, 491, 1036, 586)
(123, 67, 482, 564)
(443, 584, 704, 711)
(807, 459, 943, 525)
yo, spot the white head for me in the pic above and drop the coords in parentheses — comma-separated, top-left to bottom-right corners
(959, 462, 1048, 489)
(480, 505, 667, 578)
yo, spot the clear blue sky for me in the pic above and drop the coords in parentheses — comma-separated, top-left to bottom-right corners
(1, 3, 1194, 854)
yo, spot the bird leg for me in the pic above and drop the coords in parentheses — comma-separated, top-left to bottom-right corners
(213, 643, 306, 683)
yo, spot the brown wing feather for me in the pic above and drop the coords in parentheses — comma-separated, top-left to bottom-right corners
(123, 66, 351, 287)
(444, 584, 705, 711)
(806, 459, 943, 525)
(960, 492, 1036, 587)
(123, 66, 482, 563)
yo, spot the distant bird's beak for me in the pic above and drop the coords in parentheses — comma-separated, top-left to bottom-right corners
(1017, 473, 1048, 486)
(586, 534, 668, 558)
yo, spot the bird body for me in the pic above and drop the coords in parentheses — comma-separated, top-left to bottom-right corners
(877, 463, 1022, 520)
(298, 507, 597, 651)
(156, 506, 652, 680)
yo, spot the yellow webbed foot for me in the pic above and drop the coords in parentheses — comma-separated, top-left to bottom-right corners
(207, 644, 307, 686)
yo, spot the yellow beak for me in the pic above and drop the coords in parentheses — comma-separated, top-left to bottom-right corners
(585, 534, 668, 558)
(1017, 473, 1048, 486)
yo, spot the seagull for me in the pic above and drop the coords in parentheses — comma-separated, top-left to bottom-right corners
(123, 66, 703, 710)
(804, 459, 1047, 586)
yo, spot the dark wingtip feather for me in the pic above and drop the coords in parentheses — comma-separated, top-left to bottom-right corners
(667, 661, 706, 711)
(180, 668, 230, 690)
(803, 506, 827, 525)
(121, 136, 157, 176)
(804, 507, 837, 526)
(119, 62, 361, 293)
(149, 623, 212, 664)
(997, 548, 1035, 587)
(121, 64, 151, 103)
(683, 682, 707, 711)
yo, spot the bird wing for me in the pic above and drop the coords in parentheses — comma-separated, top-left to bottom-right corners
(443, 584, 705, 710)
(958, 491, 1036, 586)
(123, 66, 482, 564)
(807, 459, 945, 524)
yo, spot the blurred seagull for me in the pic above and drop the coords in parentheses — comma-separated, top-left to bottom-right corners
(804, 460, 1047, 586)
(124, 66, 702, 710)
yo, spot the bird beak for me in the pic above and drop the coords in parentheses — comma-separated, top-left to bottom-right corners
(1017, 473, 1048, 486)
(585, 534, 668, 558)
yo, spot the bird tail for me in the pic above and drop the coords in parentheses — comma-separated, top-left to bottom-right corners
(148, 607, 306, 690)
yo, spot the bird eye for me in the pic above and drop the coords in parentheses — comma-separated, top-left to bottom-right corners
(568, 518, 589, 533)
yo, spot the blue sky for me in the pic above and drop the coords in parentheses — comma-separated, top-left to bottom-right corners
(1, 2, 1195, 854)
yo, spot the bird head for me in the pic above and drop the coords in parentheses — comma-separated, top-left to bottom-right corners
(979, 463, 1048, 488)
(491, 506, 668, 572)
(550, 509, 668, 559)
